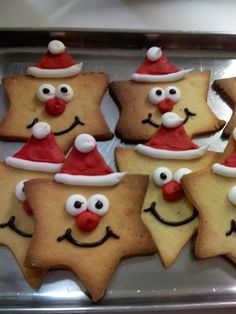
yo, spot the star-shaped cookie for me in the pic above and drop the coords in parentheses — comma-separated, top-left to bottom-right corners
(182, 131, 236, 263)
(110, 71, 225, 142)
(213, 76, 236, 138)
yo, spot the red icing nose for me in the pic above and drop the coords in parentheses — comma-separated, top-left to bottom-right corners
(162, 180, 184, 202)
(158, 98, 176, 114)
(45, 97, 67, 116)
(23, 200, 33, 215)
(76, 211, 100, 232)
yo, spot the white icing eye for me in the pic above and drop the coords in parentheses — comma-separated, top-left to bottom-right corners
(88, 194, 109, 216)
(15, 180, 27, 202)
(65, 194, 88, 216)
(165, 86, 181, 102)
(174, 168, 192, 183)
(37, 84, 56, 102)
(153, 167, 173, 187)
(148, 87, 165, 105)
(228, 186, 236, 205)
(55, 84, 74, 102)
(146, 47, 162, 62)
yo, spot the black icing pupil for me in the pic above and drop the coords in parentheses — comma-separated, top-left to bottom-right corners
(61, 87, 68, 93)
(95, 200, 103, 209)
(74, 201, 83, 209)
(169, 89, 176, 95)
(155, 89, 162, 96)
(43, 88, 50, 94)
(160, 173, 167, 180)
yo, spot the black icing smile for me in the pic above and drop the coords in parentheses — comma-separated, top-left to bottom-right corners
(226, 219, 236, 236)
(0, 216, 32, 238)
(26, 116, 85, 136)
(57, 226, 120, 248)
(142, 108, 196, 128)
(143, 201, 198, 227)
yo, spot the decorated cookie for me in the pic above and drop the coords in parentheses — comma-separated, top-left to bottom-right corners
(115, 112, 220, 267)
(0, 40, 112, 152)
(109, 47, 224, 142)
(24, 134, 156, 302)
(212, 76, 236, 138)
(182, 128, 236, 263)
(0, 121, 65, 288)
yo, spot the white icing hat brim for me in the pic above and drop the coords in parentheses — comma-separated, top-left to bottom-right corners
(131, 69, 192, 83)
(212, 163, 236, 177)
(27, 63, 83, 78)
(135, 144, 208, 160)
(54, 172, 127, 186)
(5, 157, 63, 173)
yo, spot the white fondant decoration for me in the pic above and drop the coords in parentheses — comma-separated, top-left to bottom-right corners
(161, 112, 183, 128)
(153, 167, 173, 187)
(54, 172, 126, 186)
(148, 87, 165, 105)
(32, 122, 51, 139)
(27, 63, 83, 78)
(212, 163, 236, 177)
(135, 144, 208, 160)
(165, 86, 181, 102)
(233, 127, 236, 140)
(55, 84, 74, 102)
(75, 134, 96, 153)
(88, 194, 109, 216)
(37, 84, 56, 102)
(48, 40, 65, 55)
(228, 186, 236, 205)
(131, 68, 193, 83)
(65, 194, 88, 216)
(174, 168, 192, 183)
(147, 47, 162, 62)
(5, 156, 63, 173)
(15, 179, 27, 202)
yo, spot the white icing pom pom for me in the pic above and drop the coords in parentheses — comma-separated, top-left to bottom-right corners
(75, 134, 96, 153)
(232, 128, 236, 141)
(146, 47, 162, 62)
(48, 40, 65, 55)
(228, 186, 236, 205)
(174, 168, 192, 183)
(32, 122, 51, 139)
(161, 112, 183, 128)
(15, 179, 27, 202)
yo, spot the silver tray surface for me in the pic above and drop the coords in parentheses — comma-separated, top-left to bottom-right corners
(0, 30, 236, 313)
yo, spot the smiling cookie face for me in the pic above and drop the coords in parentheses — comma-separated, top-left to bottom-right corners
(0, 73, 112, 151)
(109, 71, 225, 142)
(0, 162, 50, 288)
(115, 147, 219, 267)
(24, 175, 156, 302)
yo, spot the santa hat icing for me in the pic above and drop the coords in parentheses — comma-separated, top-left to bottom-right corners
(54, 134, 126, 186)
(27, 40, 82, 78)
(5, 122, 65, 172)
(212, 128, 236, 177)
(131, 47, 192, 83)
(135, 112, 207, 159)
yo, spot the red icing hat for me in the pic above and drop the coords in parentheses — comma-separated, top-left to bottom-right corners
(212, 128, 236, 177)
(54, 134, 126, 186)
(27, 40, 82, 78)
(5, 122, 65, 172)
(135, 112, 207, 159)
(131, 47, 192, 82)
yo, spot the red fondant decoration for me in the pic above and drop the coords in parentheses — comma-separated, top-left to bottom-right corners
(45, 98, 67, 116)
(60, 145, 113, 176)
(76, 211, 100, 231)
(223, 149, 236, 167)
(145, 124, 198, 151)
(158, 98, 176, 114)
(23, 200, 33, 215)
(35, 50, 76, 70)
(135, 55, 179, 75)
(14, 132, 65, 163)
(162, 180, 184, 202)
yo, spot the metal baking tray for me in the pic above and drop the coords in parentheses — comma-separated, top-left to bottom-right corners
(0, 30, 236, 313)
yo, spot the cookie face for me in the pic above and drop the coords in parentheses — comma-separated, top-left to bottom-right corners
(110, 71, 225, 142)
(115, 147, 219, 267)
(0, 73, 112, 151)
(24, 175, 156, 302)
(0, 161, 51, 288)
